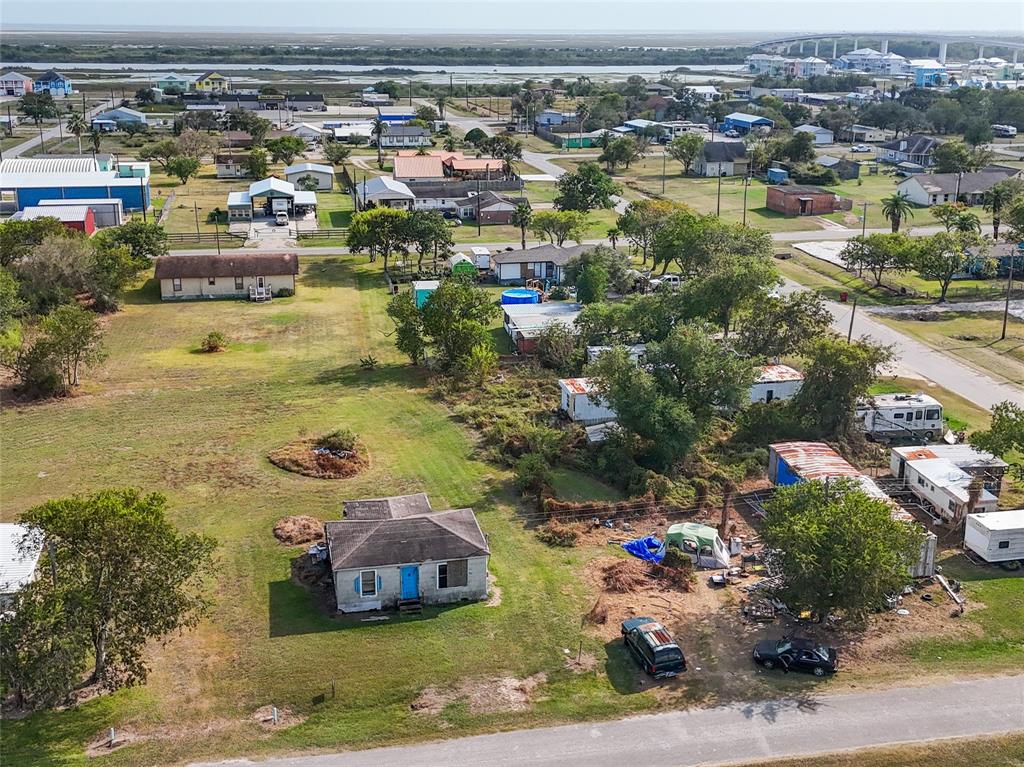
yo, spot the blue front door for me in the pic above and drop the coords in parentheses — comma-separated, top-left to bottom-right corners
(400, 566, 419, 600)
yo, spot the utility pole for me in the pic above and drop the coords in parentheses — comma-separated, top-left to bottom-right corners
(716, 172, 723, 217)
(661, 150, 666, 194)
(194, 201, 200, 236)
(1001, 249, 1018, 341)
(37, 120, 45, 153)
(449, 73, 453, 98)
(847, 296, 858, 342)
(408, 79, 412, 107)
(861, 201, 868, 237)
(742, 174, 750, 226)
(476, 178, 481, 237)
(140, 176, 148, 222)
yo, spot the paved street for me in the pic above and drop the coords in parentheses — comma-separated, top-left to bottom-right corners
(189, 674, 1024, 767)
(4, 99, 112, 158)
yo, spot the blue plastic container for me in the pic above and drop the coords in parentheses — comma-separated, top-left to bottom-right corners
(501, 289, 541, 305)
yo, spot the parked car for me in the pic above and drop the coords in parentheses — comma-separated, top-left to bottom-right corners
(621, 617, 686, 678)
(275, 212, 289, 226)
(850, 144, 872, 153)
(752, 637, 838, 676)
(659, 274, 682, 290)
(723, 130, 740, 138)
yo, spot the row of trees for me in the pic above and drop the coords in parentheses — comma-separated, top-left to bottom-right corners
(345, 207, 455, 272)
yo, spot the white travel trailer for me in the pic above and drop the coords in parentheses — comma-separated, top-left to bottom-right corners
(469, 246, 491, 270)
(558, 378, 617, 425)
(900, 456, 998, 522)
(856, 393, 944, 442)
(965, 510, 1024, 563)
(748, 364, 804, 404)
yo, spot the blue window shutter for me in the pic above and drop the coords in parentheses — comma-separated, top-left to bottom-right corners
(377, 575, 382, 592)
(353, 575, 360, 595)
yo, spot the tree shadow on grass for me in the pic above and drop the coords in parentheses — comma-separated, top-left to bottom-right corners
(313, 361, 422, 388)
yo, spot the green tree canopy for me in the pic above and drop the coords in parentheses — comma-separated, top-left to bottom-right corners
(554, 162, 620, 212)
(763, 479, 923, 622)
(530, 210, 587, 246)
(838, 233, 916, 287)
(737, 291, 832, 360)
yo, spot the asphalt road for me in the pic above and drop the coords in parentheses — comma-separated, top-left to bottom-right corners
(189, 674, 1024, 767)
(4, 99, 112, 158)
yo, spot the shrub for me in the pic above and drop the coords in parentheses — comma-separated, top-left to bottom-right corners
(274, 287, 295, 298)
(199, 331, 227, 353)
(316, 428, 358, 453)
(733, 401, 811, 445)
(536, 519, 580, 547)
(515, 452, 554, 498)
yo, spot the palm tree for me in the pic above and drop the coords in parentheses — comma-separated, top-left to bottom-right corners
(66, 110, 88, 155)
(574, 101, 591, 152)
(519, 88, 535, 130)
(442, 134, 458, 152)
(370, 117, 388, 169)
(88, 128, 102, 154)
(607, 226, 620, 248)
(511, 202, 533, 250)
(881, 192, 914, 233)
(984, 180, 1024, 239)
(434, 94, 448, 120)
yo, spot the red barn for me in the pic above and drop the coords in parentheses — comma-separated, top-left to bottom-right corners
(765, 185, 845, 217)
(18, 205, 97, 236)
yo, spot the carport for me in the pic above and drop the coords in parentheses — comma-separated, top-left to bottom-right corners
(225, 177, 318, 221)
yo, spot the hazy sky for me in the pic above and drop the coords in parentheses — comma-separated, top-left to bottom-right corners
(2, 0, 1020, 34)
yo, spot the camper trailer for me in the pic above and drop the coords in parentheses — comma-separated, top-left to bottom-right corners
(965, 510, 1024, 563)
(558, 378, 617, 425)
(749, 364, 803, 404)
(890, 444, 1008, 497)
(898, 456, 998, 522)
(856, 393, 944, 443)
(470, 246, 491, 271)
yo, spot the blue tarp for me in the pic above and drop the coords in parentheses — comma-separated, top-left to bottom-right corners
(621, 535, 665, 564)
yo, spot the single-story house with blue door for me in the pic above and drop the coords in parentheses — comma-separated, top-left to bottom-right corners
(325, 493, 489, 613)
(91, 107, 147, 129)
(722, 112, 775, 135)
(33, 70, 72, 97)
(0, 159, 151, 211)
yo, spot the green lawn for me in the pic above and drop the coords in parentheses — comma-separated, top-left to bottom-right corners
(0, 257, 654, 767)
(731, 732, 1024, 767)
(874, 311, 1024, 386)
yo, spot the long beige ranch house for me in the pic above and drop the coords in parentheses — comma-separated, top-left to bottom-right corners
(154, 253, 299, 301)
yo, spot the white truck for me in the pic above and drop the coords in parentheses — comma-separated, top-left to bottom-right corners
(856, 393, 944, 443)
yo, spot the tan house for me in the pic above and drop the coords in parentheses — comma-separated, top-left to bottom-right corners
(154, 253, 299, 301)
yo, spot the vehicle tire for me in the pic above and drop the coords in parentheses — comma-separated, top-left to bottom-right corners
(924, 431, 934, 441)
(762, 659, 775, 670)
(813, 666, 826, 677)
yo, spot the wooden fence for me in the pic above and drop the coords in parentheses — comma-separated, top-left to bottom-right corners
(164, 231, 245, 245)
(296, 228, 349, 240)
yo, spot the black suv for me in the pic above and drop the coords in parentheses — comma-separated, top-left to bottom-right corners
(621, 617, 687, 678)
(753, 637, 838, 676)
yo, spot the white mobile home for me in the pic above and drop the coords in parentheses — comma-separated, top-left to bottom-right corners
(749, 364, 803, 404)
(890, 444, 1008, 497)
(856, 393, 944, 442)
(965, 510, 1024, 563)
(901, 457, 998, 522)
(558, 378, 617, 425)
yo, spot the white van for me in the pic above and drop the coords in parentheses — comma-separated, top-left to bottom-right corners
(275, 212, 289, 226)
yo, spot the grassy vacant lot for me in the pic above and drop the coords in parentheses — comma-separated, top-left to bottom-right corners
(874, 311, 1024, 386)
(733, 732, 1024, 767)
(2, 258, 1021, 766)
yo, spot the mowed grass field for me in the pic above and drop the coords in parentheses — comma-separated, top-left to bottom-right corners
(2, 257, 1023, 766)
(0, 257, 655, 767)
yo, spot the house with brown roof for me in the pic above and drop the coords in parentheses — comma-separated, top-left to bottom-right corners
(154, 253, 299, 301)
(324, 493, 489, 613)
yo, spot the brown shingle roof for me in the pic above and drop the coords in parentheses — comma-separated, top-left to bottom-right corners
(392, 155, 445, 179)
(154, 253, 299, 279)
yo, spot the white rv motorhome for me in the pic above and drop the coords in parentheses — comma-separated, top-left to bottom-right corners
(856, 393, 944, 442)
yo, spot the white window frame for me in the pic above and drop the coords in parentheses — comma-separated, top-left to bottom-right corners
(359, 569, 377, 598)
(437, 562, 449, 589)
(172, 277, 182, 292)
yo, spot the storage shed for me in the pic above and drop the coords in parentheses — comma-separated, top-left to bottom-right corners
(35, 197, 123, 227)
(448, 254, 477, 278)
(558, 378, 617, 425)
(16, 205, 96, 235)
(766, 185, 844, 216)
(283, 162, 335, 191)
(965, 510, 1024, 563)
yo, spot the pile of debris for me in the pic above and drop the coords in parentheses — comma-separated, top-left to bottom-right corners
(543, 492, 658, 523)
(602, 560, 648, 593)
(273, 515, 324, 546)
(268, 439, 367, 479)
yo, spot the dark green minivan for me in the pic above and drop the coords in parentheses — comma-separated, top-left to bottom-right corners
(620, 617, 687, 678)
